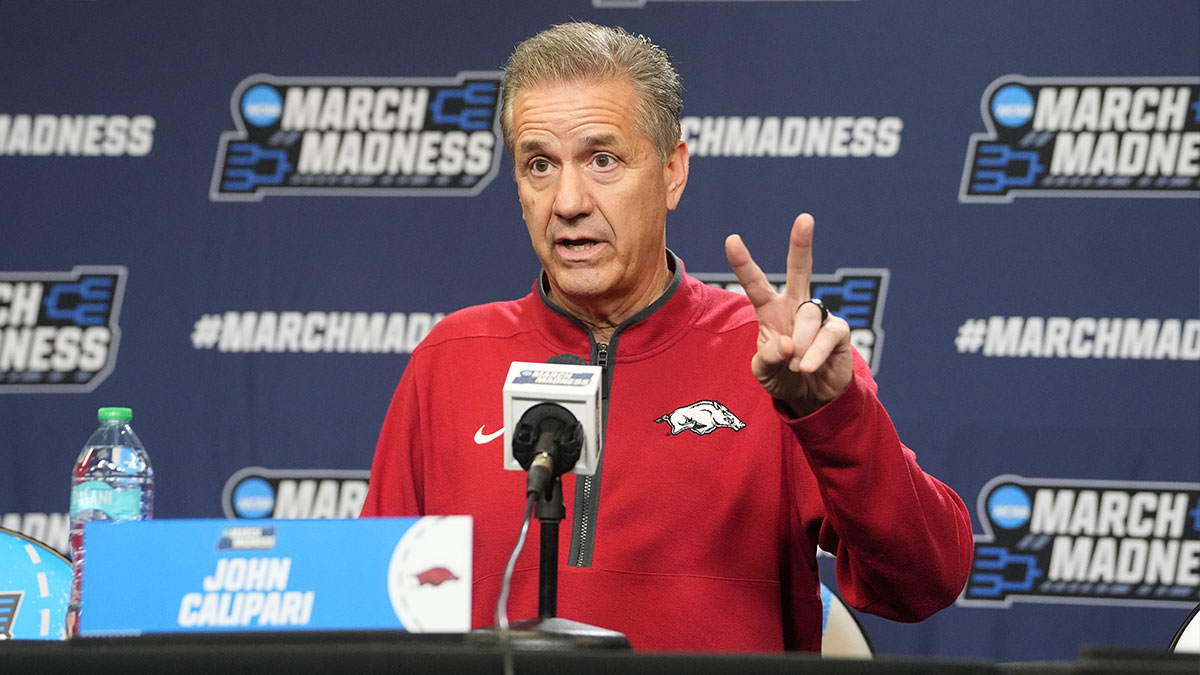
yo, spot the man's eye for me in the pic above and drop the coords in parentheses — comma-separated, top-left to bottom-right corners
(530, 159, 551, 174)
(593, 154, 615, 169)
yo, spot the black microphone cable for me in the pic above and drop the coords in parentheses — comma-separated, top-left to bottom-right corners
(495, 492, 537, 675)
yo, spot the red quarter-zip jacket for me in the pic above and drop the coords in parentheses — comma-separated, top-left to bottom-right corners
(361, 256, 972, 652)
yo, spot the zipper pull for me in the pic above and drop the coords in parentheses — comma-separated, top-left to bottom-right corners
(596, 343, 608, 369)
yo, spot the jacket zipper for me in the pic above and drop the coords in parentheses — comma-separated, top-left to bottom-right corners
(574, 342, 608, 566)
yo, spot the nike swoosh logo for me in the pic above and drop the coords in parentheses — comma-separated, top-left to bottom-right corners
(474, 425, 504, 444)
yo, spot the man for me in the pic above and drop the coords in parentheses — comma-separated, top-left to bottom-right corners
(362, 22, 972, 652)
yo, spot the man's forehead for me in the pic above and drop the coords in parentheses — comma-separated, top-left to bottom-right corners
(512, 77, 633, 113)
(517, 132, 621, 155)
(510, 78, 648, 150)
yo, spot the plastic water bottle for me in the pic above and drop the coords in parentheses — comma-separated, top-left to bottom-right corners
(66, 407, 154, 637)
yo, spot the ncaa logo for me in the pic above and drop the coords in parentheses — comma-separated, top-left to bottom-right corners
(990, 85, 1035, 128)
(230, 477, 275, 518)
(987, 484, 1032, 529)
(960, 474, 1200, 608)
(0, 266, 127, 393)
(211, 72, 504, 201)
(241, 85, 284, 127)
(960, 75, 1200, 202)
(222, 467, 370, 519)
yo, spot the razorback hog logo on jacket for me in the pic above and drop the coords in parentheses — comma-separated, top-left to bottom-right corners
(655, 400, 746, 436)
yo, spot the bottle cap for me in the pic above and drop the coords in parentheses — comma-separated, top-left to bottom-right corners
(97, 407, 133, 422)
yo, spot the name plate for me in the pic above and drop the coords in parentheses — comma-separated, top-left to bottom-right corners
(79, 517, 471, 637)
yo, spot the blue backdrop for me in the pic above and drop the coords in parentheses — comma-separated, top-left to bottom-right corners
(2, 0, 1197, 662)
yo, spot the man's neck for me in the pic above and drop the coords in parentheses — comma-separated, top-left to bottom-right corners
(546, 264, 672, 345)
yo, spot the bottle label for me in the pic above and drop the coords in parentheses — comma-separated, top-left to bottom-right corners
(70, 480, 144, 521)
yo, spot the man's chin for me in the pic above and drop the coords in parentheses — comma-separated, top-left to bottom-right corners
(546, 270, 616, 303)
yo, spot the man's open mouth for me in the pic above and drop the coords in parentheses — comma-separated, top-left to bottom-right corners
(561, 239, 599, 251)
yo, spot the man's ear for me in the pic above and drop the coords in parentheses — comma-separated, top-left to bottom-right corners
(665, 139, 689, 211)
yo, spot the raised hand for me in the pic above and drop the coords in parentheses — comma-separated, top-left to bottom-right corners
(724, 214, 853, 417)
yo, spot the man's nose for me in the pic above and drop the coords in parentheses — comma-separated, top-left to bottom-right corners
(552, 164, 593, 220)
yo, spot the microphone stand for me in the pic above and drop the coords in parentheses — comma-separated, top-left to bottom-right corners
(471, 404, 630, 651)
(535, 478, 564, 621)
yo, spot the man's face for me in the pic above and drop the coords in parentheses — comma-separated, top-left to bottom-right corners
(511, 77, 688, 314)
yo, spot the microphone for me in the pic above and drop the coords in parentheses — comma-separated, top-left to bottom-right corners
(502, 355, 602, 498)
(481, 355, 629, 654)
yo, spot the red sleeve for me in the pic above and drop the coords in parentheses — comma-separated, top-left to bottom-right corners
(359, 356, 426, 518)
(785, 351, 973, 621)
